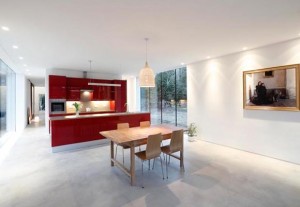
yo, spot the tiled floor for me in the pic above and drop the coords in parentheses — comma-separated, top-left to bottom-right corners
(0, 121, 300, 207)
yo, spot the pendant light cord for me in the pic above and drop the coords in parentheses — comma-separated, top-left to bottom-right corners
(145, 38, 149, 63)
(89, 60, 92, 83)
(89, 60, 92, 71)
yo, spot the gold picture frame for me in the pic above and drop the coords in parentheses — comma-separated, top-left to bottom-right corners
(243, 64, 300, 111)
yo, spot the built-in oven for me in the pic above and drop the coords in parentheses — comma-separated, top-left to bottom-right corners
(49, 99, 66, 114)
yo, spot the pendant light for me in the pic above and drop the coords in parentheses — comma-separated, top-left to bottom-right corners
(139, 38, 155, 87)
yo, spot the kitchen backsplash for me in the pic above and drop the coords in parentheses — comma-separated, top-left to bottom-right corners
(66, 101, 113, 113)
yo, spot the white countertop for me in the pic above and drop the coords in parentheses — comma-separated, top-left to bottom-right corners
(49, 112, 150, 121)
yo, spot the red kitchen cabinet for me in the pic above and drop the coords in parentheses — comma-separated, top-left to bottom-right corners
(66, 88, 80, 101)
(66, 77, 91, 101)
(67, 77, 89, 88)
(91, 79, 112, 100)
(50, 112, 150, 147)
(49, 75, 67, 99)
(90, 79, 114, 101)
(113, 80, 127, 112)
(51, 76, 126, 105)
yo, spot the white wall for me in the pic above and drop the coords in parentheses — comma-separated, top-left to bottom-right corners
(188, 38, 300, 164)
(122, 75, 139, 112)
(15, 74, 27, 132)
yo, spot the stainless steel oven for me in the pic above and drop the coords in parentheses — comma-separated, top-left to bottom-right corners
(49, 99, 66, 114)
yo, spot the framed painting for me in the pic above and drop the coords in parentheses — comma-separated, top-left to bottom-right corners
(243, 64, 300, 111)
(39, 94, 45, 111)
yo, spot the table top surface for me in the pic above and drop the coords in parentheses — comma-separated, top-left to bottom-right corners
(100, 124, 184, 144)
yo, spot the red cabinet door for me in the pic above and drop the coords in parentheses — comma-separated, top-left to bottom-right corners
(66, 88, 80, 101)
(91, 79, 112, 100)
(67, 77, 89, 88)
(66, 78, 91, 101)
(49, 75, 66, 99)
(113, 80, 127, 112)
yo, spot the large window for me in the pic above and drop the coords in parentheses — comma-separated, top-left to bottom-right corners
(0, 59, 16, 145)
(140, 67, 187, 127)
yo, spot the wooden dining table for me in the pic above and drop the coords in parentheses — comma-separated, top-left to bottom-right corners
(100, 124, 184, 185)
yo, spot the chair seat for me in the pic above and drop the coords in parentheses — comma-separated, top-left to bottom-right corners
(119, 139, 146, 149)
(161, 145, 171, 154)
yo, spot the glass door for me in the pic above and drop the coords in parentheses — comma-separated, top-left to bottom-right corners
(0, 59, 16, 146)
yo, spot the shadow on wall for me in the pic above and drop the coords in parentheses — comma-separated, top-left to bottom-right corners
(243, 110, 300, 123)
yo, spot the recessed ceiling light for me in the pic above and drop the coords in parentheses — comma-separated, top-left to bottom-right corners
(23, 64, 27, 67)
(19, 56, 24, 60)
(12, 45, 19, 49)
(26, 69, 30, 72)
(180, 62, 185, 65)
(1, 26, 10, 31)
(243, 47, 248, 50)
(206, 56, 210, 59)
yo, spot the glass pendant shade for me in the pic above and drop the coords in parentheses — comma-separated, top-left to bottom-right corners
(139, 61, 155, 87)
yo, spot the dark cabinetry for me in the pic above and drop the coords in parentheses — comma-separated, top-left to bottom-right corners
(49, 75, 66, 99)
(51, 113, 150, 147)
(49, 75, 127, 109)
(113, 80, 127, 112)
(66, 77, 90, 101)
(91, 79, 112, 100)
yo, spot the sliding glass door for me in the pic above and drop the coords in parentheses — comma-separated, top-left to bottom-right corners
(140, 67, 187, 127)
(0, 64, 6, 138)
(0, 59, 16, 145)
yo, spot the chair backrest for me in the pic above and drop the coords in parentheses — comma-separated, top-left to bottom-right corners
(117, 123, 129, 130)
(146, 133, 162, 159)
(170, 129, 184, 152)
(140, 121, 150, 128)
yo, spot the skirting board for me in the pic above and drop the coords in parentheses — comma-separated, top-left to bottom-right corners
(52, 139, 110, 153)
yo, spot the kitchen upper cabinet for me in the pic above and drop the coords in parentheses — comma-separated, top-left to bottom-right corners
(66, 88, 80, 101)
(66, 78, 90, 101)
(49, 76, 126, 105)
(113, 80, 127, 112)
(91, 79, 112, 100)
(49, 75, 66, 99)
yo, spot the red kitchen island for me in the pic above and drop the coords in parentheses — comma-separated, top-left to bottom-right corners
(49, 112, 150, 152)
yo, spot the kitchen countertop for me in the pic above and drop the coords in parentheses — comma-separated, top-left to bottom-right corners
(49, 112, 150, 121)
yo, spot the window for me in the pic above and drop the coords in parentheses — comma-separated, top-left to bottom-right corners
(140, 67, 187, 127)
(0, 59, 16, 146)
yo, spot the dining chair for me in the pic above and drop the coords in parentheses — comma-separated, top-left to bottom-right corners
(135, 133, 164, 187)
(115, 123, 130, 164)
(140, 120, 150, 128)
(138, 121, 151, 150)
(161, 129, 184, 179)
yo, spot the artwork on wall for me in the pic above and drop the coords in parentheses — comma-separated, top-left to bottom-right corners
(243, 64, 299, 111)
(39, 94, 45, 111)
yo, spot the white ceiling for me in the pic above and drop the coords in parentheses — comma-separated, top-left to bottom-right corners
(1, 0, 300, 86)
